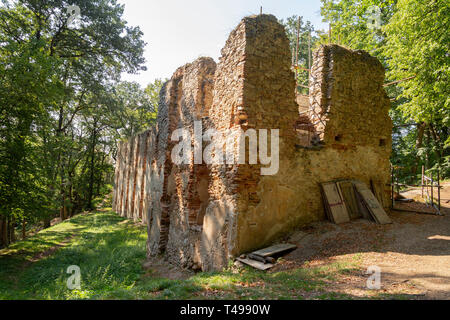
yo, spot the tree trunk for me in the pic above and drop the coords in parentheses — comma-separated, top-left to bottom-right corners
(0, 218, 4, 247)
(8, 217, 15, 244)
(60, 192, 66, 221)
(56, 104, 67, 221)
(429, 123, 443, 164)
(96, 175, 101, 197)
(22, 218, 26, 240)
(43, 217, 51, 229)
(412, 122, 426, 175)
(60, 191, 68, 221)
(416, 122, 426, 149)
(87, 120, 98, 210)
(2, 218, 8, 247)
(59, 154, 68, 221)
(425, 127, 431, 169)
(68, 175, 74, 217)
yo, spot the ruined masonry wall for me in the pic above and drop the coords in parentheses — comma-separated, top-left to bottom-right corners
(231, 15, 300, 255)
(165, 58, 217, 269)
(201, 16, 248, 271)
(112, 14, 393, 271)
(233, 41, 392, 254)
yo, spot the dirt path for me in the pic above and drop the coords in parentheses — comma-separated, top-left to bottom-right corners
(400, 181, 450, 205)
(139, 187, 450, 300)
(278, 190, 450, 299)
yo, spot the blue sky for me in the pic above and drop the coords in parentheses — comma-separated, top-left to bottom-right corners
(117, 0, 328, 87)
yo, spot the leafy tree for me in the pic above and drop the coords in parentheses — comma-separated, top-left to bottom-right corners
(385, 0, 449, 176)
(280, 16, 318, 94)
(145, 78, 165, 109)
(0, 0, 149, 246)
(109, 81, 157, 139)
(320, 0, 449, 181)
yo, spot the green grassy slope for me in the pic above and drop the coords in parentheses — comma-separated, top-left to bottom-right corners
(0, 211, 146, 299)
(0, 209, 409, 300)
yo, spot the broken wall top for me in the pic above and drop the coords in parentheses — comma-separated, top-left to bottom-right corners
(210, 14, 298, 135)
(309, 44, 392, 147)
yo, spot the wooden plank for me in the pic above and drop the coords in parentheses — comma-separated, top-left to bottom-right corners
(358, 189, 392, 224)
(236, 258, 274, 271)
(353, 181, 378, 221)
(251, 243, 297, 258)
(321, 182, 350, 224)
(247, 253, 267, 263)
(320, 186, 334, 222)
(371, 180, 388, 208)
(355, 188, 374, 221)
(354, 182, 392, 224)
(337, 180, 361, 219)
(353, 180, 370, 192)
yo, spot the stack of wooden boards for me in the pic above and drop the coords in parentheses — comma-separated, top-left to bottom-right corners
(236, 243, 297, 270)
(321, 180, 392, 225)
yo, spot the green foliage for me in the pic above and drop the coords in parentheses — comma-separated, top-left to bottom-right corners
(0, 212, 147, 299)
(145, 78, 166, 109)
(320, 0, 449, 181)
(0, 0, 156, 239)
(385, 0, 449, 123)
(319, 0, 397, 57)
(107, 80, 159, 139)
(385, 0, 449, 179)
(280, 16, 318, 94)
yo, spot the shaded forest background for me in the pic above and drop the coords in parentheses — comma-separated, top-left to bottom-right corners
(0, 0, 162, 246)
(0, 0, 448, 247)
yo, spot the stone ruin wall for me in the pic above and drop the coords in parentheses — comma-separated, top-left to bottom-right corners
(162, 58, 217, 269)
(112, 14, 392, 271)
(210, 15, 300, 257)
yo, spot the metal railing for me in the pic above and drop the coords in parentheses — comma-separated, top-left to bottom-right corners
(391, 165, 442, 215)
(422, 166, 441, 214)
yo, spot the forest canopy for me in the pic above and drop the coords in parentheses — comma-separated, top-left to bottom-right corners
(0, 0, 159, 246)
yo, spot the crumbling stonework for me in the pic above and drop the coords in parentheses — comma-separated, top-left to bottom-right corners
(309, 45, 392, 146)
(161, 58, 217, 268)
(112, 14, 392, 271)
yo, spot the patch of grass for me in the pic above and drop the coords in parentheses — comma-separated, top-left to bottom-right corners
(0, 212, 146, 300)
(0, 210, 418, 300)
